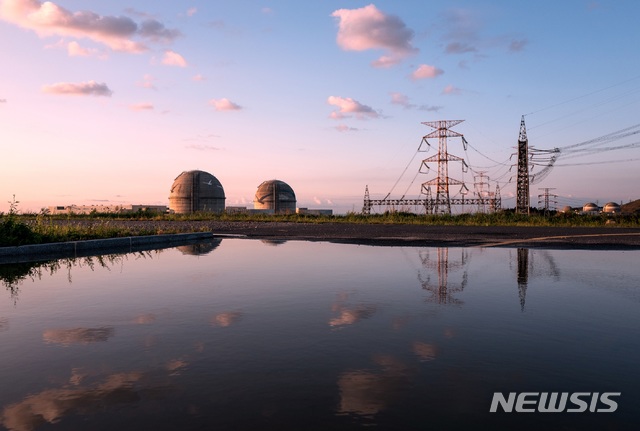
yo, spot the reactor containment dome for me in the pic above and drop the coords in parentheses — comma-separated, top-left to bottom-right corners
(169, 170, 226, 214)
(254, 179, 296, 214)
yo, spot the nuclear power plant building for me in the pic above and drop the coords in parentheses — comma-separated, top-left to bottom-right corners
(169, 170, 226, 214)
(254, 180, 297, 214)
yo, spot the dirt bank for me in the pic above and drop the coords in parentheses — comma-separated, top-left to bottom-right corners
(44, 220, 640, 249)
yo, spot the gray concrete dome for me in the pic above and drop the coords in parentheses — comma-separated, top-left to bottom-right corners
(169, 170, 225, 214)
(254, 179, 296, 214)
(603, 202, 621, 214)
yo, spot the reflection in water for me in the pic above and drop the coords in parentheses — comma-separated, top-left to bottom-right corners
(329, 292, 377, 327)
(338, 355, 410, 417)
(0, 252, 154, 303)
(418, 248, 469, 305)
(0, 240, 638, 430)
(43, 327, 115, 346)
(517, 248, 529, 311)
(2, 372, 142, 431)
(412, 341, 438, 361)
(260, 239, 288, 247)
(176, 239, 222, 256)
(133, 313, 157, 325)
(211, 311, 243, 327)
(514, 248, 561, 311)
(0, 370, 173, 431)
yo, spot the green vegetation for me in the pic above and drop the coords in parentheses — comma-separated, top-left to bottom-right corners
(2, 195, 639, 247)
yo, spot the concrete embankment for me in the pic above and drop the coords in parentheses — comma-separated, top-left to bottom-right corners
(0, 232, 216, 264)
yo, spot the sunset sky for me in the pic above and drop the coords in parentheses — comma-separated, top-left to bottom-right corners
(1, 0, 639, 214)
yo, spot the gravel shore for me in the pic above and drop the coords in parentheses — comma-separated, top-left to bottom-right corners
(44, 220, 640, 249)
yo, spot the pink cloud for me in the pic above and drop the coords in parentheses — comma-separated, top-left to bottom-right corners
(327, 96, 379, 120)
(442, 84, 462, 95)
(42, 80, 112, 97)
(411, 64, 444, 80)
(66, 41, 101, 57)
(137, 74, 156, 89)
(209, 98, 242, 111)
(162, 50, 187, 67)
(0, 0, 179, 53)
(390, 92, 443, 112)
(186, 7, 197, 17)
(334, 124, 359, 132)
(192, 74, 206, 82)
(331, 4, 417, 68)
(129, 103, 153, 111)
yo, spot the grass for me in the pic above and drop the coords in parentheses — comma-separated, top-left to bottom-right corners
(1, 194, 639, 247)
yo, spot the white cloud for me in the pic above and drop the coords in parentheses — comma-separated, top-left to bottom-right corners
(42, 80, 112, 97)
(129, 103, 153, 111)
(331, 4, 417, 68)
(209, 98, 242, 111)
(162, 50, 187, 67)
(0, 0, 179, 53)
(327, 96, 379, 120)
(411, 64, 444, 80)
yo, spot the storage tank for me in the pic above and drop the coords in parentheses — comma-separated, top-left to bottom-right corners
(169, 170, 225, 214)
(254, 180, 296, 214)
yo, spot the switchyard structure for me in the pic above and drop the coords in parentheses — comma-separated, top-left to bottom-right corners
(363, 120, 501, 215)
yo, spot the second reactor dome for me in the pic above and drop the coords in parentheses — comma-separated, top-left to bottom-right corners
(254, 179, 296, 214)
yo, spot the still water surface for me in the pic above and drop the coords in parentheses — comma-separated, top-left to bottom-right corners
(0, 239, 638, 430)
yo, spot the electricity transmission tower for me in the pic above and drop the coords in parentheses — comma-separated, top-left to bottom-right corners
(516, 116, 530, 214)
(420, 120, 468, 215)
(474, 171, 490, 213)
(538, 187, 558, 215)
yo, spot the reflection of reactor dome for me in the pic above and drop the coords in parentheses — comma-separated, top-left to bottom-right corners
(603, 202, 620, 214)
(254, 180, 296, 214)
(169, 170, 225, 214)
(583, 202, 598, 213)
(177, 239, 223, 256)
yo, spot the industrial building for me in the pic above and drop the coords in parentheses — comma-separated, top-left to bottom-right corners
(603, 202, 621, 214)
(47, 204, 167, 215)
(169, 170, 225, 214)
(253, 180, 297, 214)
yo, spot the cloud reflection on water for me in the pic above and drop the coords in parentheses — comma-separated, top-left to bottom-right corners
(211, 311, 243, 327)
(42, 327, 115, 346)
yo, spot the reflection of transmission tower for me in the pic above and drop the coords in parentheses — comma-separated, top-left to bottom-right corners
(516, 116, 530, 214)
(420, 120, 467, 215)
(418, 248, 469, 305)
(516, 248, 529, 311)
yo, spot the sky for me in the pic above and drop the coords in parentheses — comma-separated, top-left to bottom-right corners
(1, 0, 639, 214)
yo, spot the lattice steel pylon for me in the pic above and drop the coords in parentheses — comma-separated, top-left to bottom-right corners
(516, 116, 530, 214)
(420, 120, 467, 215)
